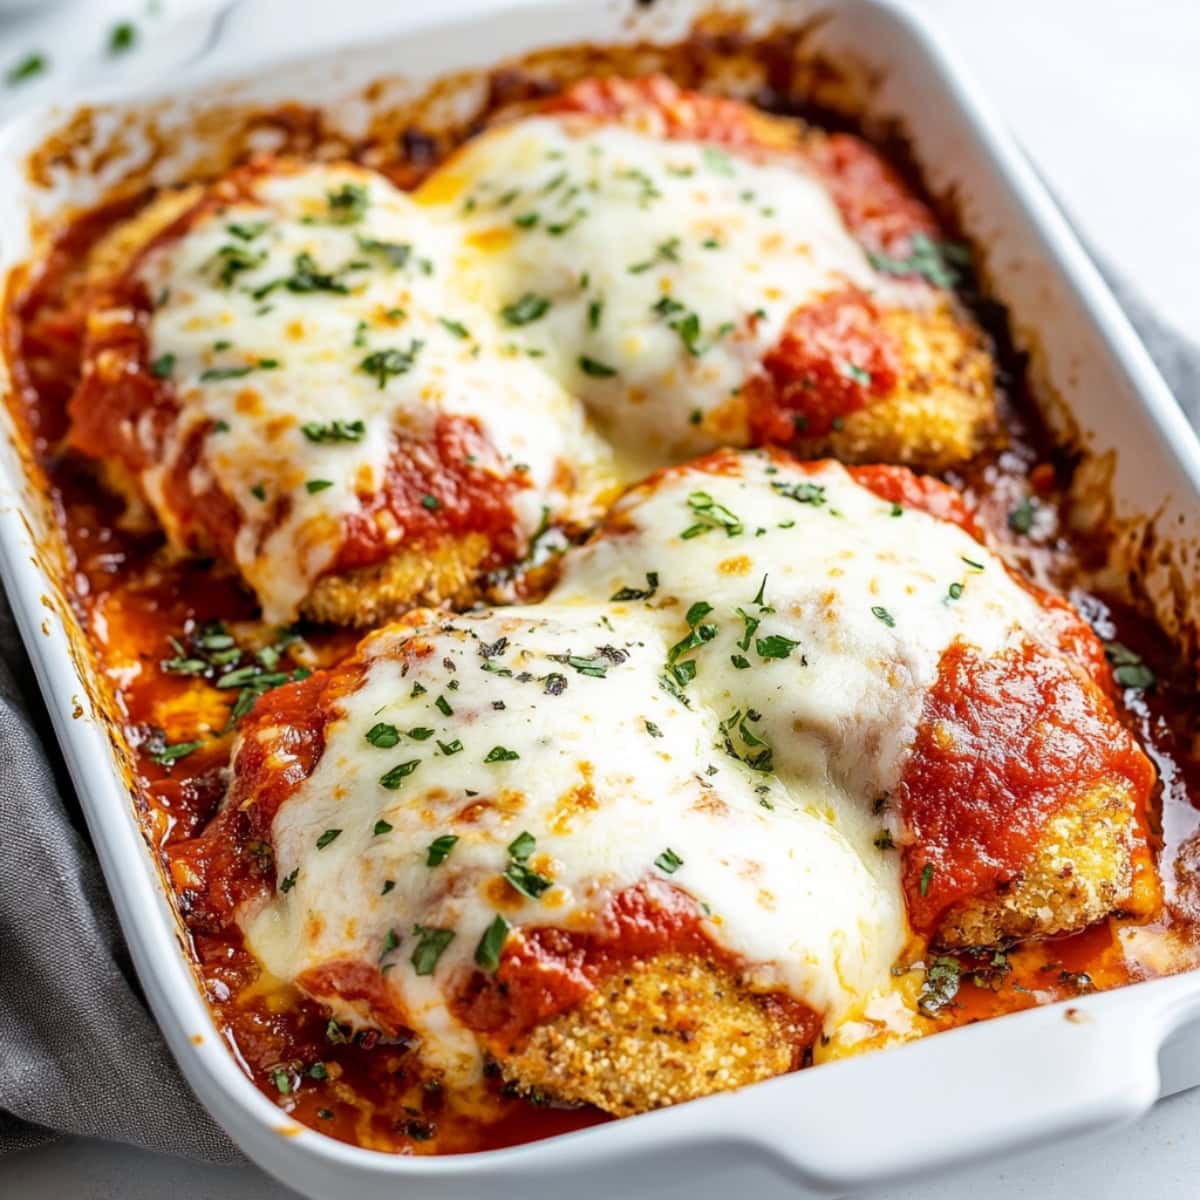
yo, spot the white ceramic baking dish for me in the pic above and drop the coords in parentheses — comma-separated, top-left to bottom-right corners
(2, 1, 1199, 1196)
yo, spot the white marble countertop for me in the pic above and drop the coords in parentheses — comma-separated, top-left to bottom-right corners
(0, 0, 1197, 1196)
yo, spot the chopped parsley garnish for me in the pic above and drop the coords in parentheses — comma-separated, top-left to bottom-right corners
(256, 250, 350, 297)
(301, 418, 366, 443)
(730, 654, 751, 669)
(645, 719, 664, 738)
(366, 723, 400, 748)
(109, 21, 137, 54)
(1007, 496, 1037, 534)
(654, 847, 684, 874)
(406, 727, 434, 741)
(702, 146, 736, 177)
(325, 1019, 350, 1045)
(513, 211, 540, 229)
(435, 695, 453, 717)
(410, 926, 455, 975)
(426, 834, 459, 867)
(249, 483, 267, 501)
(438, 316, 470, 339)
(437, 738, 463, 756)
(839, 361, 871, 385)
(150, 353, 175, 379)
(316, 829, 342, 850)
(868, 233, 968, 290)
(227, 221, 268, 242)
(325, 183, 370, 225)
(475, 914, 510, 972)
(380, 760, 420, 789)
(272, 1069, 291, 1095)
(611, 571, 659, 602)
(305, 479, 333, 494)
(871, 605, 896, 628)
(484, 745, 520, 763)
(381, 880, 395, 895)
(587, 298, 604, 330)
(200, 360, 278, 382)
(149, 739, 202, 766)
(962, 556, 985, 571)
(947, 581, 964, 600)
(578, 354, 617, 378)
(756, 634, 800, 660)
(681, 490, 743, 539)
(420, 494, 440, 511)
(549, 652, 615, 678)
(279, 868, 299, 893)
(6, 53, 47, 86)
(771, 480, 826, 506)
(919, 863, 934, 896)
(1104, 642, 1156, 690)
(507, 831, 536, 861)
(355, 236, 411, 268)
(628, 237, 681, 273)
(504, 862, 553, 900)
(359, 340, 423, 388)
(379, 927, 400, 963)
(500, 293, 551, 326)
(917, 955, 961, 1016)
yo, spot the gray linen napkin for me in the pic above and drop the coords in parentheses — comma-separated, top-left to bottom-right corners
(0, 270, 1195, 1164)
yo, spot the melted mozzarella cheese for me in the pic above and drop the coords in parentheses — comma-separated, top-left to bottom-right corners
(245, 605, 899, 1083)
(138, 163, 611, 622)
(422, 118, 909, 470)
(240, 454, 1057, 1080)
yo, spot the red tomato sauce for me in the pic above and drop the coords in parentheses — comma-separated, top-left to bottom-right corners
(748, 288, 902, 440)
(900, 639, 1156, 932)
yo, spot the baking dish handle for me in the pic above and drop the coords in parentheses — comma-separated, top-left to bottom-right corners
(737, 980, 1193, 1194)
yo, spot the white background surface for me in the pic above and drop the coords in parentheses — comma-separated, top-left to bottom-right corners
(0, 0, 1197, 1196)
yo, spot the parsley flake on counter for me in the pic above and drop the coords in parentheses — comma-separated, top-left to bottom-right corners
(6, 52, 47, 86)
(475, 914, 510, 972)
(108, 21, 137, 54)
(380, 761, 420, 789)
(316, 829, 342, 850)
(426, 834, 459, 867)
(655, 847, 684, 874)
(411, 926, 455, 975)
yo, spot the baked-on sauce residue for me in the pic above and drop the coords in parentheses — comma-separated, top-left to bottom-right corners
(5, 62, 1200, 1157)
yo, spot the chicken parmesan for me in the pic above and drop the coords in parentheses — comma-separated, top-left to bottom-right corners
(67, 159, 612, 624)
(6, 47, 1197, 1159)
(171, 453, 1153, 1119)
(423, 76, 996, 471)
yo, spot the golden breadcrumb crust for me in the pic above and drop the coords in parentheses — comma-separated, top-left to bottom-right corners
(794, 306, 997, 471)
(301, 534, 491, 626)
(495, 954, 806, 1116)
(935, 780, 1144, 948)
